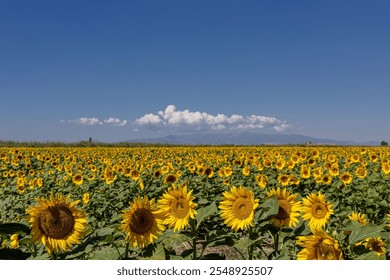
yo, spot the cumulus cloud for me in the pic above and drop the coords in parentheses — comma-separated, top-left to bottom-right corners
(63, 117, 127, 127)
(64, 117, 103, 126)
(134, 105, 290, 132)
(104, 117, 127, 127)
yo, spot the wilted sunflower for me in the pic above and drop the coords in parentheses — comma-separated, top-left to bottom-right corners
(156, 184, 197, 232)
(120, 196, 164, 248)
(301, 192, 334, 230)
(219, 186, 259, 231)
(266, 188, 301, 228)
(358, 237, 387, 257)
(296, 228, 343, 260)
(25, 193, 88, 255)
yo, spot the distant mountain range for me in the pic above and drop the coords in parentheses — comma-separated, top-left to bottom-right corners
(126, 132, 380, 146)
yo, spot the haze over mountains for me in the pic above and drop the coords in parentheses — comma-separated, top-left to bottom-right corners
(127, 132, 380, 146)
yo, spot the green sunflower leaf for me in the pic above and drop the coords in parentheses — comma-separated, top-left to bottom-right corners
(196, 201, 218, 227)
(349, 224, 384, 244)
(257, 196, 279, 223)
(0, 223, 30, 235)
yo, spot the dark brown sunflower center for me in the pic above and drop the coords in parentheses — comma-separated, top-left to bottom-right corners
(311, 203, 327, 219)
(129, 208, 154, 235)
(275, 200, 291, 221)
(280, 176, 288, 183)
(170, 196, 190, 219)
(204, 168, 212, 176)
(166, 175, 176, 183)
(342, 174, 350, 181)
(370, 240, 381, 251)
(232, 197, 253, 220)
(38, 205, 75, 239)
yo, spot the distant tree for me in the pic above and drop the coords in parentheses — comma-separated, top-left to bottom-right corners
(381, 140, 388, 146)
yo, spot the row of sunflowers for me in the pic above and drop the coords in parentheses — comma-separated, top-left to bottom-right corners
(0, 146, 389, 260)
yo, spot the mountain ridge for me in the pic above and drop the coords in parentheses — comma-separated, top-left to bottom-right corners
(126, 132, 380, 146)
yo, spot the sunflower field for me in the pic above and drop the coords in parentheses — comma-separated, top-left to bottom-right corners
(0, 146, 389, 260)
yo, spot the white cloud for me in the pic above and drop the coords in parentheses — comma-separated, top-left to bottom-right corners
(134, 105, 291, 132)
(66, 117, 102, 126)
(104, 117, 127, 127)
(64, 117, 127, 127)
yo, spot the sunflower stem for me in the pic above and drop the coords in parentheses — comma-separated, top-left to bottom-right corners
(232, 246, 246, 260)
(32, 244, 37, 258)
(248, 227, 254, 260)
(124, 242, 130, 259)
(258, 243, 269, 259)
(274, 230, 280, 254)
(190, 219, 197, 260)
(51, 252, 57, 260)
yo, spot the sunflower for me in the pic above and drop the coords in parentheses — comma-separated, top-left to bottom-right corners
(255, 174, 268, 189)
(104, 168, 117, 185)
(348, 212, 368, 226)
(340, 171, 353, 185)
(296, 228, 343, 260)
(277, 173, 290, 187)
(382, 163, 390, 175)
(387, 214, 390, 227)
(72, 173, 83, 186)
(300, 165, 311, 179)
(275, 159, 285, 170)
(288, 174, 301, 186)
(355, 166, 367, 179)
(25, 193, 88, 255)
(154, 169, 162, 178)
(321, 174, 332, 185)
(301, 192, 334, 230)
(242, 166, 250, 176)
(120, 196, 164, 248)
(358, 237, 387, 257)
(164, 174, 177, 184)
(219, 186, 259, 231)
(329, 166, 339, 177)
(9, 234, 19, 249)
(82, 193, 90, 204)
(130, 170, 140, 180)
(204, 167, 214, 178)
(266, 188, 301, 228)
(156, 184, 197, 232)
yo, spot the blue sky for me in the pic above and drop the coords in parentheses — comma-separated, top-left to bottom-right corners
(1, 0, 389, 143)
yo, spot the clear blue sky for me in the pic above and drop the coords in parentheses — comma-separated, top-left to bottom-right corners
(1, 0, 389, 143)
